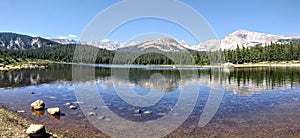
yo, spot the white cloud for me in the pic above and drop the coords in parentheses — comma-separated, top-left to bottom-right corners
(101, 39, 110, 43)
(59, 36, 67, 39)
(68, 34, 78, 38)
(51, 34, 78, 40)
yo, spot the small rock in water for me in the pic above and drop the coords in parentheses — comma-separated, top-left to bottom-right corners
(135, 109, 142, 113)
(143, 111, 152, 115)
(88, 112, 96, 116)
(31, 100, 45, 110)
(47, 107, 60, 115)
(133, 114, 142, 117)
(64, 102, 71, 106)
(17, 110, 25, 113)
(97, 116, 105, 120)
(92, 106, 97, 110)
(28, 92, 35, 94)
(69, 105, 77, 109)
(26, 124, 46, 137)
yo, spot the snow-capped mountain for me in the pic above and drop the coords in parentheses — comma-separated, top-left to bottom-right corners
(96, 40, 122, 50)
(3, 30, 300, 51)
(49, 38, 123, 50)
(179, 40, 190, 49)
(186, 39, 221, 51)
(0, 32, 59, 50)
(220, 30, 300, 49)
(118, 37, 189, 52)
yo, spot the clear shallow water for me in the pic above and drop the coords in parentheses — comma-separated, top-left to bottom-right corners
(0, 64, 300, 137)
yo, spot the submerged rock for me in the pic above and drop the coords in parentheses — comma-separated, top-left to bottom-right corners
(143, 111, 152, 115)
(31, 100, 45, 110)
(157, 113, 167, 116)
(47, 107, 60, 115)
(133, 114, 142, 117)
(104, 118, 111, 122)
(26, 124, 46, 137)
(31, 109, 45, 117)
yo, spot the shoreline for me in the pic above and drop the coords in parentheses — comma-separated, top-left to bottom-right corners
(2, 61, 300, 71)
(0, 60, 54, 71)
(233, 63, 300, 68)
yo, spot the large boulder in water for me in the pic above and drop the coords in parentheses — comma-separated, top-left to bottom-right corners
(30, 100, 45, 110)
(26, 124, 46, 137)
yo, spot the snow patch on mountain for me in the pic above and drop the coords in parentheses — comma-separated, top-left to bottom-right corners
(220, 30, 300, 49)
(186, 39, 221, 51)
(50, 39, 78, 45)
(137, 37, 187, 52)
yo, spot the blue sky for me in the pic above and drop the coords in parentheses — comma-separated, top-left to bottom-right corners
(1, 0, 300, 44)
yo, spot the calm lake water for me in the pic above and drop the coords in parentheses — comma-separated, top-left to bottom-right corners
(1, 64, 300, 137)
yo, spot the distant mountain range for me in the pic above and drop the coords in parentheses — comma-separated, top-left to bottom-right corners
(1, 30, 300, 51)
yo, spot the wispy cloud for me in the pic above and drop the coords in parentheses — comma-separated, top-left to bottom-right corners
(68, 34, 78, 38)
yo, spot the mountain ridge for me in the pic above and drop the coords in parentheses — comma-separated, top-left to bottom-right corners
(1, 30, 300, 51)
(0, 32, 60, 50)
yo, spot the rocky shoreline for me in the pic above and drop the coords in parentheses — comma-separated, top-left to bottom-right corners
(0, 62, 49, 71)
(0, 106, 70, 138)
(2, 61, 300, 72)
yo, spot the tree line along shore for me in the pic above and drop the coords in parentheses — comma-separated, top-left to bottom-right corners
(1, 42, 300, 70)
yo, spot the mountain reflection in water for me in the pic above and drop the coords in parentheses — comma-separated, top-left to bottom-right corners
(1, 64, 299, 96)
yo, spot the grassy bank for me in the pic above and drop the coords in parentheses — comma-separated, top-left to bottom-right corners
(233, 62, 300, 68)
(0, 106, 70, 138)
(0, 59, 55, 71)
(0, 106, 30, 137)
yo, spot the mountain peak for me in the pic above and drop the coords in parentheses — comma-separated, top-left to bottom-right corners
(153, 37, 179, 44)
(221, 30, 300, 49)
(232, 30, 252, 34)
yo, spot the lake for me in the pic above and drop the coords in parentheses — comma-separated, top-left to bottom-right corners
(0, 64, 300, 137)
